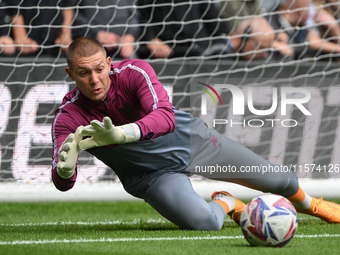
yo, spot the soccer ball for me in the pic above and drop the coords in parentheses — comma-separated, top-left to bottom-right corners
(240, 193, 298, 247)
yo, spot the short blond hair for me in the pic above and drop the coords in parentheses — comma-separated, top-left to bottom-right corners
(66, 37, 107, 70)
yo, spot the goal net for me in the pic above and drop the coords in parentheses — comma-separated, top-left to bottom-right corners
(1, 0, 340, 200)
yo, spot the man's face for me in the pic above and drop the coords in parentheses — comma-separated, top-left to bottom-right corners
(66, 51, 111, 102)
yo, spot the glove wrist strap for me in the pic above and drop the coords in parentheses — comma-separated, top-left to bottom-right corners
(117, 123, 141, 143)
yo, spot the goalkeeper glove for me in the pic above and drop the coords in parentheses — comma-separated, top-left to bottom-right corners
(79, 116, 141, 150)
(57, 126, 84, 179)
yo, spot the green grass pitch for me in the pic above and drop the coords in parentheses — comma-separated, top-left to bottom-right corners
(1, 200, 340, 255)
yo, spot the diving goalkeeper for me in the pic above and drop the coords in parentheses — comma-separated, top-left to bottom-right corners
(52, 37, 340, 230)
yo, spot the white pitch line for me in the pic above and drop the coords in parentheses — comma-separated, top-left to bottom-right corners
(0, 236, 244, 245)
(1, 234, 340, 246)
(295, 234, 340, 238)
(0, 217, 314, 227)
(0, 219, 169, 227)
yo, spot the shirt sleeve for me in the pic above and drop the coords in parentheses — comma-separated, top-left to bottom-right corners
(51, 109, 79, 191)
(126, 59, 175, 140)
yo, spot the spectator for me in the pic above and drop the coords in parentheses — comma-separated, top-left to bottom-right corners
(6, 0, 73, 56)
(138, 0, 233, 59)
(268, 0, 340, 59)
(313, 0, 340, 43)
(218, 0, 294, 60)
(71, 0, 140, 59)
(0, 1, 15, 55)
(315, 0, 340, 18)
(261, 0, 286, 12)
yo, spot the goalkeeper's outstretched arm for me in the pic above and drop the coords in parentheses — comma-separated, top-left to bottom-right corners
(52, 125, 83, 192)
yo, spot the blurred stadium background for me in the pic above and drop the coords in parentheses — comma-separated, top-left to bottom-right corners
(1, 0, 340, 201)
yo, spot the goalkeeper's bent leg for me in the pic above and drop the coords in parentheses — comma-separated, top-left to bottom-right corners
(142, 172, 227, 230)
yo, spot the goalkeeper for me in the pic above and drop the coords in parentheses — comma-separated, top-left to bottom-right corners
(52, 37, 340, 230)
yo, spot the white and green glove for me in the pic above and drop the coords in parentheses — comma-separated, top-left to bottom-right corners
(79, 116, 141, 150)
(57, 126, 84, 179)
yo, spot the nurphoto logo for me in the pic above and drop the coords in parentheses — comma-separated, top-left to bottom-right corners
(196, 83, 312, 128)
